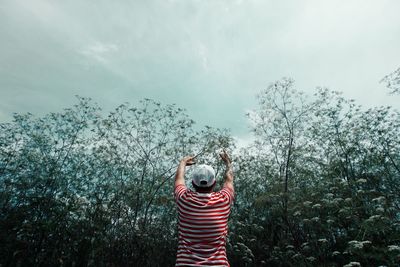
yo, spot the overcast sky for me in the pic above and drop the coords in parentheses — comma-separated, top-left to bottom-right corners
(1, 0, 399, 143)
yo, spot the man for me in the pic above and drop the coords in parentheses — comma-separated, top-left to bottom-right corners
(174, 150, 234, 266)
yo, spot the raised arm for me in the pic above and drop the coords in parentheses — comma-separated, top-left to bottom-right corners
(220, 150, 234, 192)
(174, 156, 196, 188)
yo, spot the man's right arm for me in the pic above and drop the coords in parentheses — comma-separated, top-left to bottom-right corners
(220, 150, 234, 192)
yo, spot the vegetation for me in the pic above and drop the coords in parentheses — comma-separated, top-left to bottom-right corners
(1, 77, 399, 266)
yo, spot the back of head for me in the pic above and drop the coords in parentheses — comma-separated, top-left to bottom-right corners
(192, 164, 216, 191)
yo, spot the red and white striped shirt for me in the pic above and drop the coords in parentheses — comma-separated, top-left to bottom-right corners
(175, 184, 234, 267)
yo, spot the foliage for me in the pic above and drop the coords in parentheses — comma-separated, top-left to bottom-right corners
(381, 67, 400, 95)
(229, 79, 400, 266)
(1, 77, 400, 266)
(0, 97, 231, 266)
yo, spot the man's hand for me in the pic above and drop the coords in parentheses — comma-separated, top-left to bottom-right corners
(180, 156, 196, 166)
(219, 149, 231, 165)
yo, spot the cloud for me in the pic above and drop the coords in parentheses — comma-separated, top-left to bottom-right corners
(1, 0, 400, 136)
(79, 42, 119, 64)
(196, 42, 209, 71)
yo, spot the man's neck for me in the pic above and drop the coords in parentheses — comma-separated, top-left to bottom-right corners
(195, 188, 213, 193)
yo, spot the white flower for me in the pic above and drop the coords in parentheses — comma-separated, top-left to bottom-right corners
(339, 208, 349, 214)
(372, 196, 385, 203)
(388, 245, 400, 252)
(312, 204, 322, 209)
(301, 242, 309, 247)
(366, 215, 381, 223)
(332, 251, 341, 256)
(343, 262, 361, 267)
(294, 211, 302, 216)
(291, 253, 301, 259)
(311, 217, 320, 222)
(333, 197, 343, 202)
(376, 207, 385, 213)
(306, 256, 316, 262)
(348, 240, 364, 249)
(361, 241, 372, 246)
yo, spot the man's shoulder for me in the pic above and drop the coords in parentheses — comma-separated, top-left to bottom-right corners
(217, 187, 235, 203)
(220, 186, 234, 194)
(175, 184, 188, 200)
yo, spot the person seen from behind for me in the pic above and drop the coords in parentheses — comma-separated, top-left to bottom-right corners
(174, 149, 234, 266)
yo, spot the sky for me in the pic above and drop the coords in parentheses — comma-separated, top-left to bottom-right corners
(1, 0, 400, 144)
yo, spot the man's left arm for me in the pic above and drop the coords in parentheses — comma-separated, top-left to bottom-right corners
(174, 156, 196, 188)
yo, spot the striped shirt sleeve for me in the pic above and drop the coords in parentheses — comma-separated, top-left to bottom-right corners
(220, 186, 234, 205)
(175, 184, 187, 201)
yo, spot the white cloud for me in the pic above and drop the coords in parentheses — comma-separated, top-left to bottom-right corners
(79, 42, 119, 64)
(196, 42, 209, 71)
(1, 0, 400, 135)
(16, 0, 59, 23)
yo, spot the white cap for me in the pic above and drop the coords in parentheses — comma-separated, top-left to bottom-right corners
(192, 164, 216, 187)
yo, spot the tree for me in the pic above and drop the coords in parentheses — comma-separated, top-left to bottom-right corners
(381, 67, 400, 94)
(0, 97, 232, 266)
(2, 78, 400, 266)
(230, 79, 400, 266)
